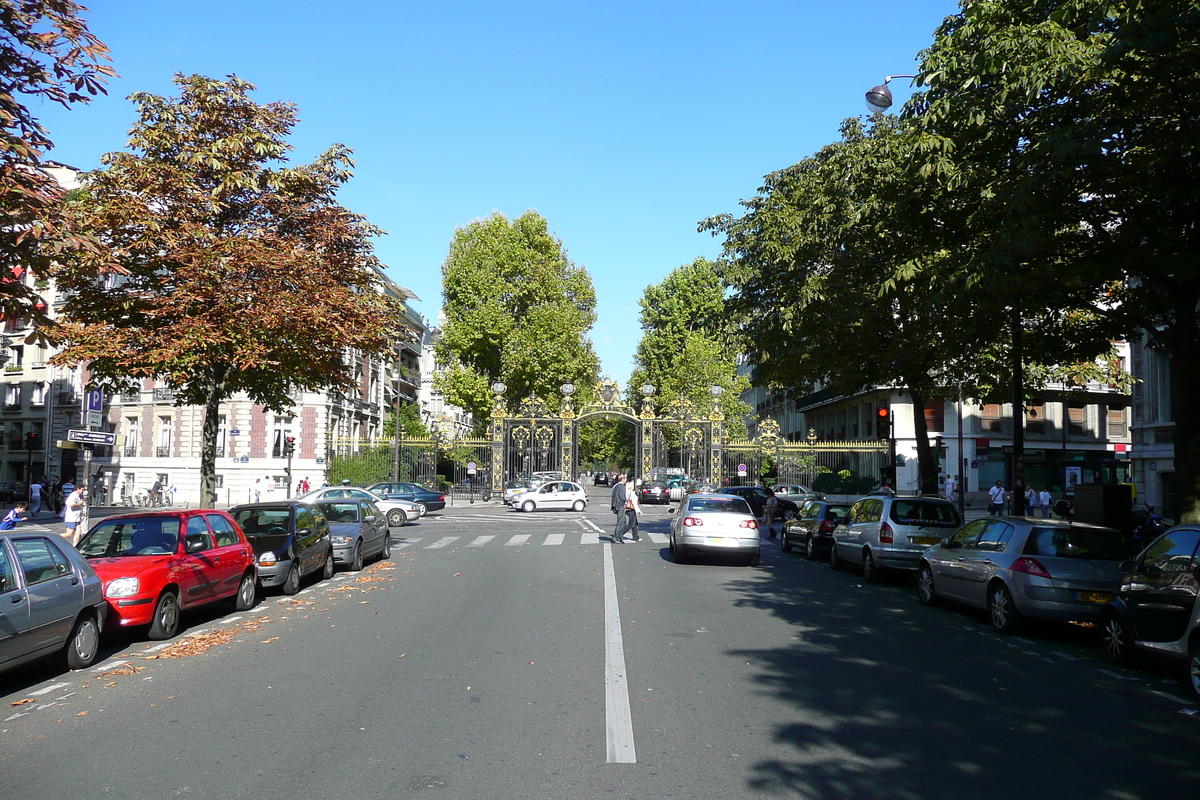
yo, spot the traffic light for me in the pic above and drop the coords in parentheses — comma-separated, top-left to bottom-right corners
(283, 436, 296, 457)
(25, 431, 38, 451)
(875, 407, 891, 440)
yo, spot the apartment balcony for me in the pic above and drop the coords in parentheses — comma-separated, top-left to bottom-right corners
(123, 446, 138, 457)
(156, 446, 171, 458)
(121, 391, 140, 403)
(152, 387, 176, 402)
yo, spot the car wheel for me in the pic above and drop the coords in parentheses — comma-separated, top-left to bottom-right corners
(572, 500, 586, 512)
(987, 582, 1022, 635)
(781, 532, 793, 553)
(917, 563, 939, 606)
(350, 541, 364, 572)
(522, 500, 536, 513)
(1102, 613, 1135, 665)
(1189, 639, 1200, 700)
(148, 591, 180, 640)
(805, 536, 816, 560)
(674, 542, 688, 564)
(387, 508, 407, 527)
(380, 533, 391, 560)
(829, 542, 844, 571)
(749, 552, 761, 568)
(234, 571, 257, 611)
(668, 534, 675, 554)
(862, 550, 880, 583)
(322, 549, 335, 579)
(415, 502, 428, 517)
(282, 564, 301, 596)
(64, 613, 101, 670)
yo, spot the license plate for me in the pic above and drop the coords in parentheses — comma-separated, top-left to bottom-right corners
(1077, 591, 1112, 603)
(706, 537, 735, 546)
(909, 536, 941, 545)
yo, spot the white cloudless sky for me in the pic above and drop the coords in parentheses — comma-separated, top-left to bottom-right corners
(36, 0, 960, 385)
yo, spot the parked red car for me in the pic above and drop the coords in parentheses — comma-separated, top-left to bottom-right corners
(77, 510, 258, 640)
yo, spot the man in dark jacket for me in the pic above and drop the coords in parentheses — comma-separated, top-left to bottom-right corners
(610, 473, 631, 544)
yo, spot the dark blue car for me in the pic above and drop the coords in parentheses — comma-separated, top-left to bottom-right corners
(367, 482, 446, 515)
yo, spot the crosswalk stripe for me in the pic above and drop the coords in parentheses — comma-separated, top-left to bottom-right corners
(426, 536, 459, 549)
(580, 532, 600, 545)
(396, 537, 425, 547)
(543, 533, 565, 546)
(467, 535, 495, 547)
(646, 533, 668, 544)
(506, 534, 531, 546)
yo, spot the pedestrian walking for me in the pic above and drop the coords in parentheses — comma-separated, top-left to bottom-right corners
(988, 480, 1006, 515)
(253, 478, 262, 503)
(762, 488, 779, 539)
(1026, 486, 1038, 516)
(1, 501, 27, 530)
(610, 473, 632, 544)
(1038, 486, 1053, 518)
(29, 479, 42, 517)
(150, 477, 163, 507)
(62, 484, 85, 545)
(624, 481, 643, 542)
(943, 474, 957, 505)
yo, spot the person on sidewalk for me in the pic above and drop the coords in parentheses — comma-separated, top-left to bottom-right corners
(762, 488, 779, 539)
(1038, 486, 1053, 518)
(988, 481, 1007, 515)
(62, 484, 86, 545)
(0, 501, 27, 530)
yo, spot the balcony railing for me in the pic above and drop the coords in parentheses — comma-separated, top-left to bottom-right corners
(121, 391, 140, 403)
(152, 387, 176, 402)
(55, 391, 79, 405)
(156, 446, 171, 458)
(4, 403, 21, 412)
(123, 446, 138, 457)
(214, 446, 225, 458)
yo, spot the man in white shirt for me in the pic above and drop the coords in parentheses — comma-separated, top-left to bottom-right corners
(988, 481, 1007, 515)
(943, 475, 957, 504)
(62, 484, 86, 544)
(1038, 487, 1053, 518)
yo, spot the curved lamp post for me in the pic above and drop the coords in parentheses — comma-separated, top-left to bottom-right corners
(865, 74, 916, 113)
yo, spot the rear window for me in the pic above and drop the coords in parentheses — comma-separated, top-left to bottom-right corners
(890, 501, 961, 528)
(1025, 526, 1128, 560)
(232, 509, 292, 536)
(687, 497, 752, 515)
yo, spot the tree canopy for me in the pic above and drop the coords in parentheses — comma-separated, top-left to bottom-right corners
(436, 211, 599, 428)
(49, 74, 408, 504)
(0, 0, 113, 323)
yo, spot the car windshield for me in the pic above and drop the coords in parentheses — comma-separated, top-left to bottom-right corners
(890, 501, 960, 527)
(231, 509, 292, 536)
(687, 497, 751, 515)
(1026, 526, 1128, 560)
(319, 503, 361, 523)
(79, 518, 181, 557)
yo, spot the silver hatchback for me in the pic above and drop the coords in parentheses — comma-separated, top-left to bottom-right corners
(918, 517, 1128, 634)
(830, 495, 961, 581)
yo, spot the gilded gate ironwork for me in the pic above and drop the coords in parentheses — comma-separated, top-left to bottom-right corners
(721, 419, 889, 491)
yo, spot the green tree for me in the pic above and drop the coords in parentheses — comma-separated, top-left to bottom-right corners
(436, 211, 599, 427)
(908, 0, 1199, 517)
(49, 74, 409, 505)
(383, 402, 432, 439)
(628, 257, 750, 437)
(0, 0, 113, 323)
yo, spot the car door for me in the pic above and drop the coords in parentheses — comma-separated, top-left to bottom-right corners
(0, 539, 32, 669)
(957, 520, 1015, 605)
(1126, 529, 1200, 643)
(8, 536, 81, 656)
(928, 520, 985, 601)
(205, 512, 250, 598)
(293, 505, 326, 575)
(361, 501, 386, 556)
(180, 515, 222, 606)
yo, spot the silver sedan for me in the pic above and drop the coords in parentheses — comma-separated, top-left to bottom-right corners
(917, 516, 1129, 634)
(668, 493, 761, 567)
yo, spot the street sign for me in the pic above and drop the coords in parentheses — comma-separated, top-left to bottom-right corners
(86, 389, 104, 413)
(737, 462, 747, 476)
(467, 461, 477, 475)
(67, 429, 116, 446)
(231, 429, 241, 436)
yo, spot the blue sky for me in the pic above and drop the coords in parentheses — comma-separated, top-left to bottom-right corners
(36, 0, 959, 385)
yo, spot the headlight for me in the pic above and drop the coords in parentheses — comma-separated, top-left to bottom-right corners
(106, 577, 140, 598)
(331, 535, 351, 545)
(258, 552, 278, 566)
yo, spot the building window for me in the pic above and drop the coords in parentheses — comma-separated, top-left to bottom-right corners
(125, 417, 139, 456)
(272, 416, 293, 458)
(5, 384, 21, 409)
(1068, 404, 1087, 437)
(1025, 403, 1046, 435)
(30, 383, 46, 407)
(216, 414, 227, 458)
(157, 416, 172, 457)
(980, 403, 1003, 433)
(924, 399, 945, 433)
(1107, 406, 1128, 438)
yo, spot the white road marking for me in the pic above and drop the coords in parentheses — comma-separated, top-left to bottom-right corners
(604, 544, 637, 764)
(142, 643, 172, 653)
(425, 537, 459, 549)
(5, 713, 28, 721)
(1051, 651, 1080, 662)
(544, 533, 565, 546)
(580, 533, 600, 545)
(220, 616, 243, 624)
(1096, 669, 1138, 681)
(91, 660, 127, 673)
(646, 533, 668, 544)
(581, 519, 605, 534)
(396, 537, 426, 547)
(467, 535, 496, 547)
(27, 682, 69, 697)
(506, 534, 531, 546)
(1149, 690, 1196, 706)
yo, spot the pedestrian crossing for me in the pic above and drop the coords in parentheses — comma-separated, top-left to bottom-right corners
(392, 532, 671, 550)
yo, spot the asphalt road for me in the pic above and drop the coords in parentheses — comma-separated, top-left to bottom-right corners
(2, 494, 1199, 798)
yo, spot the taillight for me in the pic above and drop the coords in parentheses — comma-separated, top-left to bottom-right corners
(437, 495, 446, 502)
(880, 521, 894, 544)
(1010, 557, 1051, 578)
(818, 519, 835, 533)
(682, 517, 704, 527)
(739, 519, 758, 529)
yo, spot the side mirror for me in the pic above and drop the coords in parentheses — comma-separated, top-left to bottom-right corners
(297, 528, 312, 538)
(364, 515, 375, 523)
(943, 538, 959, 549)
(667, 507, 677, 515)
(1119, 560, 1137, 572)
(185, 534, 207, 554)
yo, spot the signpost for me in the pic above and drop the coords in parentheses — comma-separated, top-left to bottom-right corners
(67, 429, 117, 446)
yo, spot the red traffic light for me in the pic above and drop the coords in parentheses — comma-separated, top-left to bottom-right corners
(876, 407, 889, 419)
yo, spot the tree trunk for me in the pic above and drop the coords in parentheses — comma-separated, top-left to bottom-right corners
(907, 386, 940, 496)
(199, 367, 229, 507)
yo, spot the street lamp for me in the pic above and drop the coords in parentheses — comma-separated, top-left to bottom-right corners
(865, 74, 916, 113)
(491, 381, 506, 395)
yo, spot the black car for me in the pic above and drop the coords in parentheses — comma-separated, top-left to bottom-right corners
(593, 473, 609, 487)
(637, 481, 671, 504)
(1101, 524, 1200, 698)
(229, 502, 333, 595)
(781, 500, 853, 558)
(367, 482, 446, 515)
(718, 486, 800, 519)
